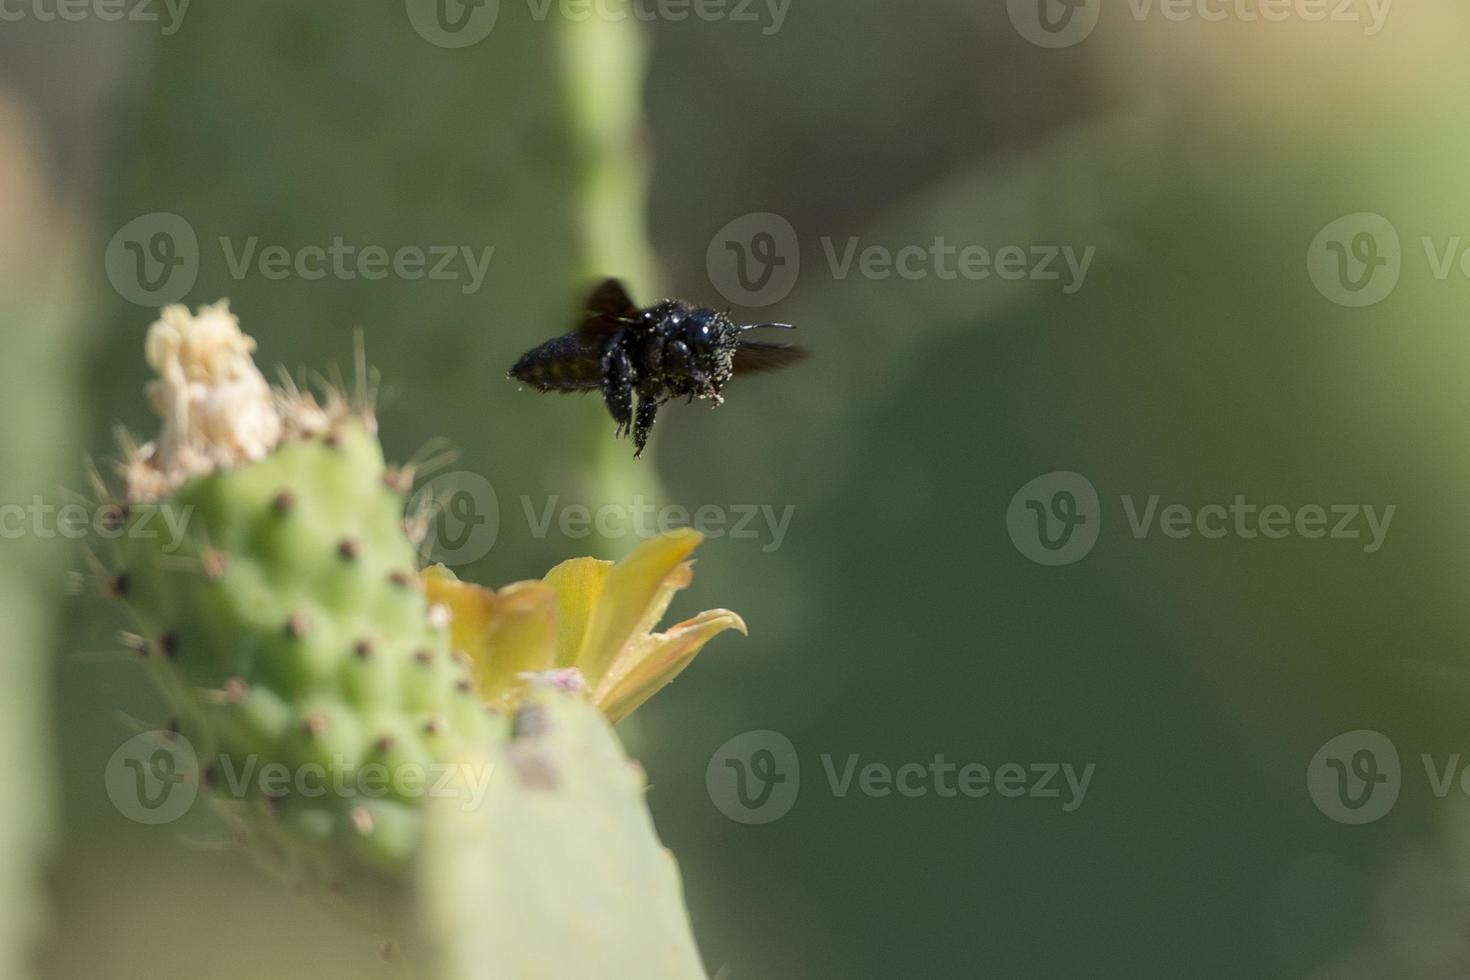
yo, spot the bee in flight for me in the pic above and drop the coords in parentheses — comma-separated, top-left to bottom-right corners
(509, 278, 807, 457)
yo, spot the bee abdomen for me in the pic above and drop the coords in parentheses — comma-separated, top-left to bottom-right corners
(509, 333, 603, 391)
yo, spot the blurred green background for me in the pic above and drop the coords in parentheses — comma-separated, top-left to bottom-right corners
(6, 1, 1470, 977)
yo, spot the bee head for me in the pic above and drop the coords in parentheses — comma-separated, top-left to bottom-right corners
(684, 309, 740, 381)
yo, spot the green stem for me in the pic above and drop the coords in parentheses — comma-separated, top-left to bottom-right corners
(557, 13, 667, 556)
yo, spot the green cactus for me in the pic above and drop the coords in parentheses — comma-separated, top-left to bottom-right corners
(114, 418, 502, 926)
(103, 302, 724, 976)
(416, 692, 707, 979)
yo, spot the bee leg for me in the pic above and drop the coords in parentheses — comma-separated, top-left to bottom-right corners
(600, 345, 634, 438)
(668, 340, 710, 403)
(631, 395, 659, 459)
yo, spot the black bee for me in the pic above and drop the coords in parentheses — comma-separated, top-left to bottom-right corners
(509, 278, 807, 457)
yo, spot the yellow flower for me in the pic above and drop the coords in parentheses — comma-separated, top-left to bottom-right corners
(423, 528, 746, 722)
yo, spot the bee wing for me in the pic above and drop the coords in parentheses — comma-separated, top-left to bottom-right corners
(576, 278, 640, 340)
(732, 340, 810, 375)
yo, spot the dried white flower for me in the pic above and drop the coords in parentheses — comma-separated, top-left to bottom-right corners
(121, 300, 378, 501)
(128, 301, 282, 499)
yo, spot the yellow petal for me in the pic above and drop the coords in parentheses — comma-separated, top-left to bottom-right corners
(596, 609, 748, 724)
(472, 582, 559, 706)
(422, 563, 469, 627)
(593, 558, 692, 698)
(541, 556, 612, 667)
(423, 564, 557, 706)
(574, 529, 703, 688)
(632, 560, 693, 643)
